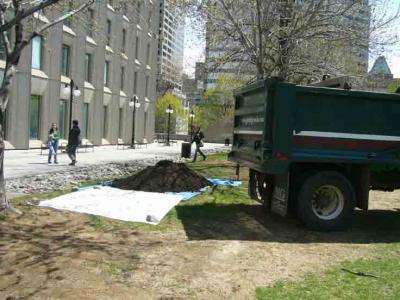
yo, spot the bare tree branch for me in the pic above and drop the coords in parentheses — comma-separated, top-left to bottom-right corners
(0, 0, 96, 212)
(0, 0, 60, 33)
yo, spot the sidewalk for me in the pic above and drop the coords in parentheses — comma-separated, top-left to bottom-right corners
(4, 142, 230, 179)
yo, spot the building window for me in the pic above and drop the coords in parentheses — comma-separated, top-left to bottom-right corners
(0, 36, 6, 60)
(86, 8, 95, 37)
(103, 105, 108, 138)
(63, 1, 73, 27)
(3, 107, 8, 140)
(30, 95, 41, 139)
(122, 28, 126, 53)
(143, 109, 147, 139)
(118, 108, 123, 138)
(120, 66, 125, 91)
(137, 2, 142, 16)
(61, 44, 70, 76)
(145, 76, 149, 97)
(148, 9, 153, 24)
(31, 35, 42, 70)
(85, 53, 93, 83)
(106, 19, 112, 46)
(59, 100, 67, 138)
(104, 61, 110, 86)
(122, 3, 128, 15)
(82, 103, 89, 138)
(133, 71, 138, 94)
(135, 36, 140, 60)
(146, 43, 151, 65)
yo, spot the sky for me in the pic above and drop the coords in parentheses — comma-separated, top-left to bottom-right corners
(183, 16, 205, 78)
(183, 1, 400, 78)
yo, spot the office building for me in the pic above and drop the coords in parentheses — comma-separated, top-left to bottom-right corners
(156, 0, 185, 94)
(1, 0, 159, 149)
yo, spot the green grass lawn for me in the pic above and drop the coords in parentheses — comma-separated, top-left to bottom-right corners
(256, 245, 400, 300)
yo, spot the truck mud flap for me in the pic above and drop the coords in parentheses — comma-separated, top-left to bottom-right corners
(271, 173, 290, 216)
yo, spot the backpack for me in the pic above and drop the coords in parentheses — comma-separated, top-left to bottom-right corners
(199, 131, 204, 147)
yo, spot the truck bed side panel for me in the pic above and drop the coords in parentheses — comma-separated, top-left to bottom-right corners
(292, 87, 400, 165)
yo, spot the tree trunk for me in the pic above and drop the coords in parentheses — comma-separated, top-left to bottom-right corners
(0, 112, 8, 210)
(277, 40, 290, 79)
(255, 0, 264, 80)
(277, 0, 293, 80)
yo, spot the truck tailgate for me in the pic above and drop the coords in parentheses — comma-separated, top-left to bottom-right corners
(229, 81, 268, 171)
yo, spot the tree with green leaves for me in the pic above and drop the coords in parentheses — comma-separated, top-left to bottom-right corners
(387, 79, 400, 93)
(155, 93, 186, 133)
(193, 75, 243, 130)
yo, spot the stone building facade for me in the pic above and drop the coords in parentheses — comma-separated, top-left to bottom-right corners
(2, 0, 159, 149)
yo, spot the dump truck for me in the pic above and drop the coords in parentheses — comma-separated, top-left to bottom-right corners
(228, 78, 400, 231)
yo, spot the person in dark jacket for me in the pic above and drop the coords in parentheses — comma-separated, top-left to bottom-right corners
(191, 127, 206, 162)
(67, 120, 81, 166)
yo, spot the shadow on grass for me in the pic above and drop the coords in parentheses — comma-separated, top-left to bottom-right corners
(176, 202, 400, 244)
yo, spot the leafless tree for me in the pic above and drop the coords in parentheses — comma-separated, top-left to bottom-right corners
(181, 0, 400, 84)
(0, 0, 95, 214)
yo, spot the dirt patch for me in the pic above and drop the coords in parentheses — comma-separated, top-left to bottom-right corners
(2, 192, 400, 300)
(2, 156, 400, 300)
(1, 191, 400, 299)
(112, 160, 212, 193)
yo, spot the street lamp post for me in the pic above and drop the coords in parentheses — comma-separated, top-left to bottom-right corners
(129, 96, 141, 148)
(166, 104, 173, 146)
(62, 79, 81, 138)
(189, 110, 195, 141)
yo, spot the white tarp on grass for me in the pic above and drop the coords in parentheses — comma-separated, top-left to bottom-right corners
(37, 186, 184, 225)
(36, 179, 241, 225)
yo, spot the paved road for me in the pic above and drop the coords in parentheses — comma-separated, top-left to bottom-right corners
(4, 142, 229, 179)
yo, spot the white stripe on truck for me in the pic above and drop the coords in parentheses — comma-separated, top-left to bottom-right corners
(234, 130, 263, 135)
(294, 131, 400, 142)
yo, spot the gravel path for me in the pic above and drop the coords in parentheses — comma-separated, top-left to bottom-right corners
(6, 148, 225, 194)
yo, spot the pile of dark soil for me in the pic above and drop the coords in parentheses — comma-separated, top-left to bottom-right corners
(112, 160, 212, 193)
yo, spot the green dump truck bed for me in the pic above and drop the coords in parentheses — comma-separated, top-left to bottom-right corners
(229, 79, 400, 176)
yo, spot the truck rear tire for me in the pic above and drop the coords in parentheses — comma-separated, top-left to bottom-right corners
(296, 171, 355, 231)
(249, 169, 271, 210)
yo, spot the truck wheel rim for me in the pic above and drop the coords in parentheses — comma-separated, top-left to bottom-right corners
(311, 185, 344, 220)
(253, 173, 267, 201)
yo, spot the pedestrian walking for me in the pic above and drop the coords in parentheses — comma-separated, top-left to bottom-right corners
(47, 123, 60, 164)
(67, 120, 81, 166)
(191, 127, 206, 162)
